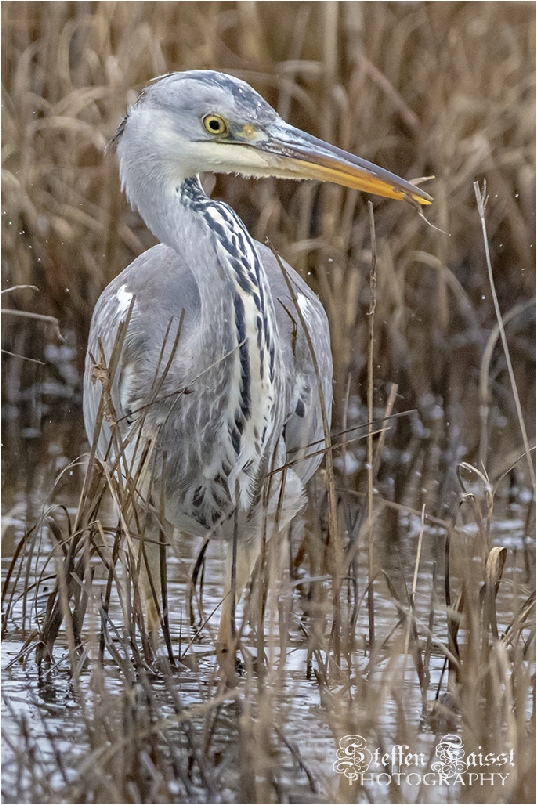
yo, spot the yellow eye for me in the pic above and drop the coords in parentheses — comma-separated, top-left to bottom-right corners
(203, 114, 227, 135)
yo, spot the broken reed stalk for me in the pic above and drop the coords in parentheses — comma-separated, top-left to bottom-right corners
(367, 201, 377, 652)
(408, 504, 428, 700)
(372, 383, 398, 478)
(474, 182, 535, 490)
(1, 308, 63, 342)
(159, 450, 175, 665)
(478, 298, 534, 470)
(231, 479, 239, 645)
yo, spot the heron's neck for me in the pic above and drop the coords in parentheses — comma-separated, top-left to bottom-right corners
(127, 169, 280, 378)
(132, 174, 283, 505)
(129, 174, 252, 296)
(144, 177, 273, 335)
(177, 177, 284, 507)
(175, 176, 279, 382)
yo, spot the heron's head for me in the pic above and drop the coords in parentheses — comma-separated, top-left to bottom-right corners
(115, 70, 432, 206)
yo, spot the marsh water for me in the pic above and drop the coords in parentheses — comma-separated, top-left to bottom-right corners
(2, 380, 533, 804)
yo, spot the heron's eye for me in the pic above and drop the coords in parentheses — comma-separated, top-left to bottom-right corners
(203, 114, 228, 136)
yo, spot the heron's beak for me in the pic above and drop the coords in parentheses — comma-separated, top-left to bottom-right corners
(252, 122, 432, 205)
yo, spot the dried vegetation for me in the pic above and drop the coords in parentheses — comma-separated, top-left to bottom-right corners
(1, 2, 535, 804)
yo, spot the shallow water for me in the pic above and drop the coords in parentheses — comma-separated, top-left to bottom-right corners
(2, 398, 534, 804)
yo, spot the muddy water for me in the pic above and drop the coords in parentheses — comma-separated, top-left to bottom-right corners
(1, 400, 533, 804)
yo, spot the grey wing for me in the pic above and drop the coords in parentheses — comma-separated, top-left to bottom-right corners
(83, 243, 201, 462)
(255, 243, 333, 485)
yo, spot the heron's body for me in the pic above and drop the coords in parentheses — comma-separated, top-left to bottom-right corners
(85, 188, 331, 540)
(83, 70, 431, 667)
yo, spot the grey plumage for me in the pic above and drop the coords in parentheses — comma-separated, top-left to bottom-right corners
(83, 70, 431, 658)
(85, 223, 331, 540)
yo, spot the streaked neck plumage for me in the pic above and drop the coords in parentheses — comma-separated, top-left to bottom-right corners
(118, 138, 284, 510)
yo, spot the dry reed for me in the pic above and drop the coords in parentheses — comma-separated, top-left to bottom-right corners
(2, 2, 535, 804)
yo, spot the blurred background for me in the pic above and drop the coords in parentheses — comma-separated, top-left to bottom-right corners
(2, 1, 535, 520)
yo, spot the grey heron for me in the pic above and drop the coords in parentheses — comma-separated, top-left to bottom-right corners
(83, 70, 431, 669)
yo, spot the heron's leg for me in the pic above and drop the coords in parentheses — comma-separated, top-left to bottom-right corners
(217, 536, 260, 673)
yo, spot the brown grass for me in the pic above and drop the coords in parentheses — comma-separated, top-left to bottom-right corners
(1, 2, 535, 804)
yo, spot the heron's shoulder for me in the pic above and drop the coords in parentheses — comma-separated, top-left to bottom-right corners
(93, 244, 200, 321)
(88, 244, 202, 373)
